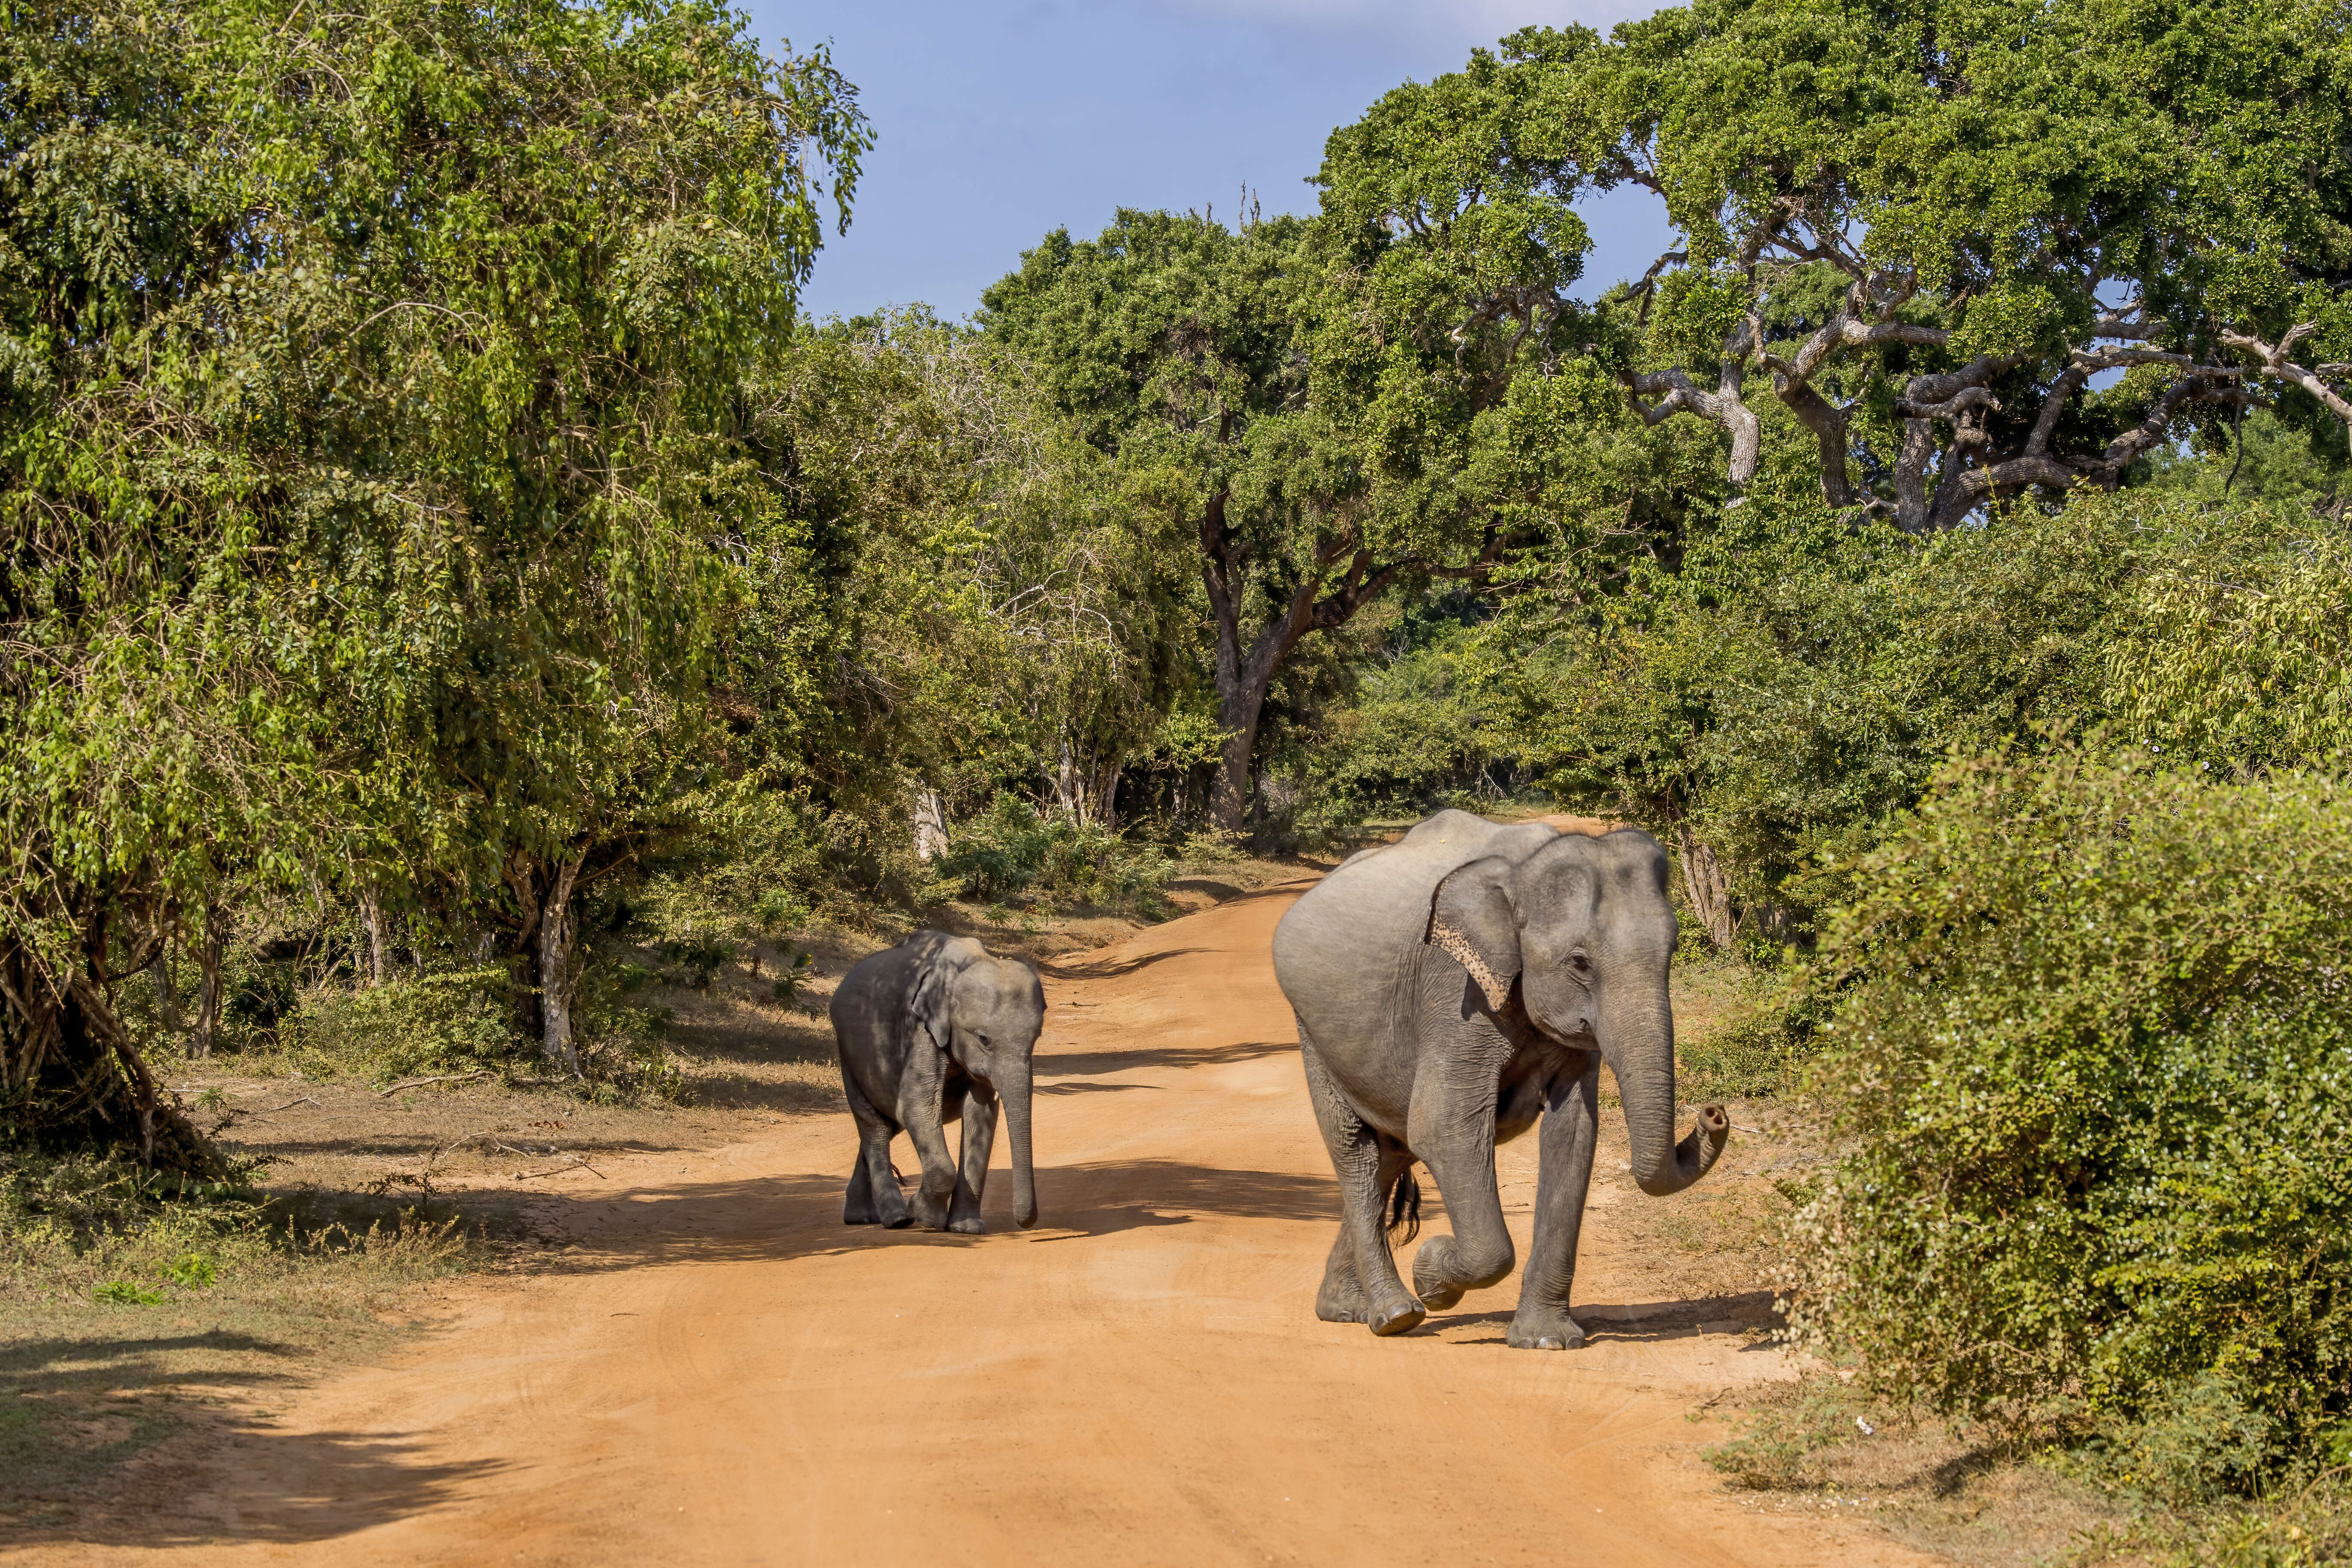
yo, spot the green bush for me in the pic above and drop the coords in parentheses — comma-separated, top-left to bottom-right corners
(295, 968, 515, 1081)
(1676, 971, 1820, 1103)
(938, 795, 1173, 912)
(1491, 490, 2347, 936)
(1787, 750, 2352, 1499)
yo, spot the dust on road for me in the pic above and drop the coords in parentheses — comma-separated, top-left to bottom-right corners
(14, 880, 1942, 1566)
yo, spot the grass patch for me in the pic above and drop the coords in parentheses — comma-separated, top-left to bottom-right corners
(0, 1146, 481, 1537)
(1671, 955, 1813, 1104)
(1707, 1375, 2352, 1567)
(1706, 1374, 2136, 1565)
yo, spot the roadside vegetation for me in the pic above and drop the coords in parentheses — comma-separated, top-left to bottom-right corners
(7, 0, 2352, 1556)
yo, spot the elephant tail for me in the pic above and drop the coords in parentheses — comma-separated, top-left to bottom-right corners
(1385, 1169, 1421, 1246)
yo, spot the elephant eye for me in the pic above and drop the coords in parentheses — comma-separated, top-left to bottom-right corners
(1567, 950, 1593, 974)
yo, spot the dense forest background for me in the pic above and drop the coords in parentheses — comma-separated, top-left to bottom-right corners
(7, 0, 2352, 1511)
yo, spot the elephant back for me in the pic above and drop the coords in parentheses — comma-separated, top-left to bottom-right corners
(1272, 811, 1562, 1035)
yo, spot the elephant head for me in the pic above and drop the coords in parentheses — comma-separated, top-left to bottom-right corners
(1426, 828, 1728, 1197)
(910, 941, 1044, 1228)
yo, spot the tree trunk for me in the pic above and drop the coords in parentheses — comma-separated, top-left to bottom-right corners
(357, 885, 388, 988)
(1, 935, 224, 1177)
(192, 902, 227, 1059)
(911, 790, 948, 862)
(539, 851, 585, 1073)
(1195, 489, 1412, 833)
(1209, 674, 1273, 833)
(1674, 824, 1735, 950)
(1778, 379, 1853, 505)
(1091, 757, 1122, 832)
(1053, 738, 1081, 822)
(148, 944, 185, 1051)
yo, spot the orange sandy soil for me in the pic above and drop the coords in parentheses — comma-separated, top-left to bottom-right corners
(4, 873, 1949, 1567)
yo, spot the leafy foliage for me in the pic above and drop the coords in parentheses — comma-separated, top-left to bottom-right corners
(294, 969, 517, 1081)
(938, 796, 1174, 915)
(1484, 488, 2350, 932)
(1787, 752, 2352, 1498)
(0, 0, 867, 1159)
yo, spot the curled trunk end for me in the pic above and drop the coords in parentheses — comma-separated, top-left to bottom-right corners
(1636, 1105, 1729, 1196)
(1607, 998, 1731, 1197)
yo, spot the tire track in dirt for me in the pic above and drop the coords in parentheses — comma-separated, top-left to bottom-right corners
(10, 879, 1945, 1566)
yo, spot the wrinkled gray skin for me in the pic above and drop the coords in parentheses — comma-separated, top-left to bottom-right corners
(830, 931, 1043, 1233)
(1272, 811, 1730, 1348)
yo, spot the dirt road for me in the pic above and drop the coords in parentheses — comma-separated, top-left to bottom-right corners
(22, 881, 1941, 1566)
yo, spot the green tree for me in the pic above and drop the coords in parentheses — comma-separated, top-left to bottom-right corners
(1488, 484, 2346, 943)
(0, 0, 867, 1161)
(985, 208, 1541, 830)
(721, 311, 1194, 878)
(1344, 0, 2352, 528)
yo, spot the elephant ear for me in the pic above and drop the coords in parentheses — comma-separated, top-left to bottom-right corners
(1425, 857, 1521, 1012)
(906, 947, 963, 1055)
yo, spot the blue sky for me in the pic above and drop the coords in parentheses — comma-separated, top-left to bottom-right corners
(741, 1, 1674, 324)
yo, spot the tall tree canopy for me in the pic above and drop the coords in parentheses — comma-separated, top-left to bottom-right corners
(982, 209, 1527, 829)
(1324, 0, 2352, 530)
(0, 0, 867, 1164)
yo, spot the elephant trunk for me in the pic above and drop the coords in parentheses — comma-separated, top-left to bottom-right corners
(1000, 1058, 1038, 1229)
(1602, 994, 1730, 1198)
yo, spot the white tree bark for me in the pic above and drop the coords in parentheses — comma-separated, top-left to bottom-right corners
(1674, 825, 1735, 950)
(540, 851, 585, 1072)
(358, 885, 388, 988)
(912, 790, 948, 862)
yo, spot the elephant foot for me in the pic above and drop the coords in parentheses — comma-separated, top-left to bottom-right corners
(910, 1186, 954, 1231)
(1412, 1244, 1466, 1311)
(1412, 1236, 1507, 1311)
(882, 1213, 913, 1230)
(1506, 1308, 1587, 1351)
(947, 1215, 985, 1235)
(1367, 1296, 1426, 1337)
(1316, 1284, 1367, 1323)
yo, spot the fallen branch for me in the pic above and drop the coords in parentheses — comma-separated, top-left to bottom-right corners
(432, 1129, 497, 1161)
(507, 1157, 605, 1180)
(377, 1069, 491, 1097)
(207, 1095, 318, 1133)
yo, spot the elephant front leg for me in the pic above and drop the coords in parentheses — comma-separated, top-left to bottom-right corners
(896, 1052, 960, 1231)
(1510, 1056, 1601, 1350)
(947, 1087, 998, 1234)
(1406, 1072, 1516, 1313)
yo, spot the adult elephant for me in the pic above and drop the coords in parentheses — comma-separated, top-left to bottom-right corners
(830, 931, 1043, 1233)
(1272, 810, 1728, 1347)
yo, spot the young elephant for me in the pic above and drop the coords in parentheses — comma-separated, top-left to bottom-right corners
(1272, 810, 1729, 1348)
(829, 931, 1043, 1233)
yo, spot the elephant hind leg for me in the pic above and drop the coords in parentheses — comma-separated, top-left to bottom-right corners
(1300, 1039, 1423, 1337)
(842, 1070, 910, 1229)
(1314, 1226, 1363, 1322)
(1315, 1136, 1416, 1324)
(844, 1155, 880, 1225)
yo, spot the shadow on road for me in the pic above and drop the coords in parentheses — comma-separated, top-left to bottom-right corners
(1039, 1038, 1295, 1077)
(498, 1153, 1341, 1277)
(1039, 946, 1205, 980)
(1427, 1289, 1781, 1346)
(0, 1334, 503, 1551)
